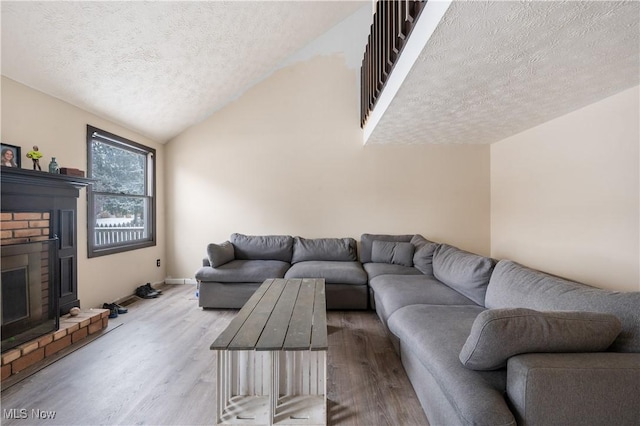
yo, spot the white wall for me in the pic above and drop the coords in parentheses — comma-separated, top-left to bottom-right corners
(1, 76, 167, 308)
(491, 86, 640, 292)
(164, 54, 491, 279)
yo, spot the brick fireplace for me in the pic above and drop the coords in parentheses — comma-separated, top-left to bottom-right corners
(0, 167, 108, 383)
(1, 210, 59, 353)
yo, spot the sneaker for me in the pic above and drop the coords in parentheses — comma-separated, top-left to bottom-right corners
(144, 283, 162, 295)
(114, 303, 128, 314)
(102, 303, 119, 318)
(136, 285, 158, 299)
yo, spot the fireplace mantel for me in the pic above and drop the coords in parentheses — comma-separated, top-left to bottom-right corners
(0, 166, 92, 191)
(1, 166, 93, 315)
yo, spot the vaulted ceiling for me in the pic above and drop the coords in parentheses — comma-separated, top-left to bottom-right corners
(1, 1, 365, 143)
(2, 1, 638, 146)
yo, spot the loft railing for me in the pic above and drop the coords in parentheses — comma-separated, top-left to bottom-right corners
(361, 0, 427, 127)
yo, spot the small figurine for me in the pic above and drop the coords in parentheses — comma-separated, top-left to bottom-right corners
(26, 145, 43, 170)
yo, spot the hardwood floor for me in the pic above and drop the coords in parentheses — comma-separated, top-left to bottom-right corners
(1, 284, 429, 425)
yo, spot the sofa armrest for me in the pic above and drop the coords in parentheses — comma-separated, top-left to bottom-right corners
(507, 352, 640, 426)
(202, 257, 210, 267)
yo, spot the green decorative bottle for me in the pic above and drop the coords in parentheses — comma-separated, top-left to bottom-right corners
(48, 157, 60, 174)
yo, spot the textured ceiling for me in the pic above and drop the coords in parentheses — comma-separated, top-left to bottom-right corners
(1, 1, 364, 143)
(3, 1, 638, 146)
(367, 0, 640, 145)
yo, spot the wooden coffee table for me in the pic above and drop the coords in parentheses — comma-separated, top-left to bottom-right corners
(211, 278, 328, 425)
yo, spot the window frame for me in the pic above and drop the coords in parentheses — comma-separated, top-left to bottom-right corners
(86, 125, 156, 258)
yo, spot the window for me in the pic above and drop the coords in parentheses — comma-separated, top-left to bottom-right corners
(87, 125, 156, 257)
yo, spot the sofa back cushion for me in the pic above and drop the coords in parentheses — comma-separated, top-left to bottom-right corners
(230, 233, 293, 262)
(432, 244, 496, 306)
(291, 237, 357, 263)
(410, 235, 439, 275)
(207, 241, 235, 267)
(360, 233, 414, 264)
(371, 240, 414, 266)
(486, 260, 640, 353)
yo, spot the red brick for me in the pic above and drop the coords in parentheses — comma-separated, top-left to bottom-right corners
(14, 228, 42, 238)
(71, 327, 88, 343)
(88, 321, 103, 335)
(100, 309, 110, 319)
(45, 335, 71, 357)
(13, 213, 42, 220)
(102, 317, 109, 328)
(43, 212, 50, 219)
(2, 364, 12, 381)
(38, 334, 54, 347)
(53, 328, 67, 341)
(0, 230, 13, 239)
(31, 235, 49, 242)
(19, 341, 39, 355)
(64, 316, 92, 328)
(0, 212, 13, 221)
(12, 348, 44, 373)
(59, 321, 80, 334)
(0, 221, 29, 230)
(90, 314, 102, 323)
(29, 220, 50, 228)
(2, 349, 21, 365)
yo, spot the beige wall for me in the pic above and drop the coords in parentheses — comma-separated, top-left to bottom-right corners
(491, 86, 640, 292)
(165, 55, 491, 278)
(1, 76, 166, 308)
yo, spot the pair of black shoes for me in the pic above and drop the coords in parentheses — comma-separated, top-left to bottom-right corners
(103, 302, 128, 318)
(135, 283, 162, 299)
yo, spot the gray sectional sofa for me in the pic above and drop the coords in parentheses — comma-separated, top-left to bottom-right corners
(366, 233, 640, 426)
(196, 232, 640, 425)
(195, 233, 368, 309)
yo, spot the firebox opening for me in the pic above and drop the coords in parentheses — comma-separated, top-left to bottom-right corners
(1, 239, 58, 353)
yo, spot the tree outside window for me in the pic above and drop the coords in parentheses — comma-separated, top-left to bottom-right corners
(87, 125, 155, 257)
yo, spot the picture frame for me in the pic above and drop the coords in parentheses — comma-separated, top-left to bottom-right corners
(1, 143, 21, 168)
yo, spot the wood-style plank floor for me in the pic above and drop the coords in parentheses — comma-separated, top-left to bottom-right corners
(1, 284, 429, 425)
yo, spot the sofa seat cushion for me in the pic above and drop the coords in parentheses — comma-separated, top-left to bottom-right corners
(486, 260, 640, 352)
(370, 275, 477, 324)
(195, 259, 290, 283)
(285, 261, 367, 285)
(363, 262, 423, 280)
(388, 305, 513, 426)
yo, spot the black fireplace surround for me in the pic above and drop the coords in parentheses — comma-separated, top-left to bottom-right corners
(1, 167, 92, 352)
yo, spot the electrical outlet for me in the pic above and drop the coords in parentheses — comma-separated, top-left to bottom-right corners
(156, 259, 161, 267)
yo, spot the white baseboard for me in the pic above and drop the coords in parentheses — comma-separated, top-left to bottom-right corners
(164, 278, 197, 285)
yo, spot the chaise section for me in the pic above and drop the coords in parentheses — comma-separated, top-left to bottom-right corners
(388, 304, 515, 426)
